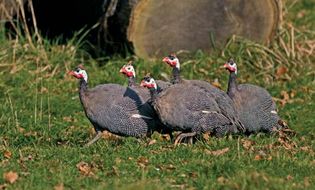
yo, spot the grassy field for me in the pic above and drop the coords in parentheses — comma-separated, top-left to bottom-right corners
(0, 0, 315, 189)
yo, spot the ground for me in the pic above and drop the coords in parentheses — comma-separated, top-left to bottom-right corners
(0, 0, 314, 189)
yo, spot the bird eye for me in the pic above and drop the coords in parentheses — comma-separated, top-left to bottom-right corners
(146, 77, 151, 82)
(76, 69, 80, 72)
(143, 76, 149, 81)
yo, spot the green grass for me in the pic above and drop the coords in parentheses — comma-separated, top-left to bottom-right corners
(1, 0, 315, 189)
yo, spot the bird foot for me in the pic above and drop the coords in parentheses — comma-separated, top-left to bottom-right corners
(278, 119, 289, 129)
(84, 132, 103, 147)
(174, 132, 197, 146)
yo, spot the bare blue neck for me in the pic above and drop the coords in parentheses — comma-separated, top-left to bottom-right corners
(128, 76, 136, 87)
(171, 67, 181, 84)
(227, 72, 238, 97)
(149, 86, 162, 103)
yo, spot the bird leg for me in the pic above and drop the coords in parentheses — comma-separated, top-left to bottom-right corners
(84, 131, 103, 147)
(188, 136, 194, 144)
(174, 132, 197, 146)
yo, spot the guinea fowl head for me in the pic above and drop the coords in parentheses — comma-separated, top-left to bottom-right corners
(68, 65, 88, 82)
(162, 54, 180, 69)
(140, 75, 157, 90)
(224, 59, 237, 74)
(120, 61, 136, 78)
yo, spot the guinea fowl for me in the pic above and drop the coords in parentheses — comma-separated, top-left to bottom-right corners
(68, 65, 164, 146)
(141, 75, 244, 145)
(161, 54, 245, 140)
(162, 54, 234, 95)
(162, 54, 181, 84)
(119, 61, 171, 90)
(119, 61, 150, 101)
(119, 61, 137, 87)
(224, 59, 284, 133)
(119, 62, 172, 137)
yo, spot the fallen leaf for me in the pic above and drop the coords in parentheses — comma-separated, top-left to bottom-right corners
(300, 146, 311, 151)
(165, 164, 176, 170)
(63, 116, 72, 122)
(148, 139, 157, 146)
(18, 127, 25, 133)
(24, 131, 38, 137)
(3, 150, 12, 159)
(253, 150, 271, 161)
(254, 155, 262, 161)
(170, 184, 187, 189)
(40, 87, 48, 93)
(258, 150, 267, 157)
(280, 90, 290, 106)
(281, 90, 290, 100)
(217, 176, 228, 184)
(276, 66, 288, 78)
(300, 146, 314, 155)
(264, 143, 274, 150)
(3, 171, 18, 184)
(274, 91, 293, 107)
(76, 161, 94, 176)
(115, 158, 122, 165)
(137, 156, 149, 168)
(241, 139, 255, 150)
(27, 155, 34, 161)
(278, 120, 290, 130)
(290, 90, 296, 98)
(54, 183, 64, 190)
(160, 134, 171, 141)
(189, 172, 198, 178)
(206, 147, 229, 156)
(211, 78, 222, 88)
(304, 177, 310, 187)
(297, 10, 306, 19)
(202, 132, 211, 141)
(0, 184, 8, 190)
(277, 136, 297, 150)
(286, 175, 293, 180)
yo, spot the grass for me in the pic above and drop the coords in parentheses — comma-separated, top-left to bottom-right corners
(0, 0, 315, 189)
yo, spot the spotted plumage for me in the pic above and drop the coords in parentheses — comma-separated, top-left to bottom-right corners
(69, 67, 165, 146)
(141, 76, 244, 141)
(224, 59, 284, 133)
(160, 54, 245, 138)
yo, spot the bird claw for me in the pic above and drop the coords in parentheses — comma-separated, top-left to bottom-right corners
(84, 132, 103, 147)
(174, 132, 197, 146)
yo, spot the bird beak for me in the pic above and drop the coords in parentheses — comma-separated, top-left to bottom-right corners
(68, 71, 75, 76)
(222, 63, 229, 69)
(140, 80, 146, 87)
(162, 57, 169, 63)
(119, 68, 126, 74)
